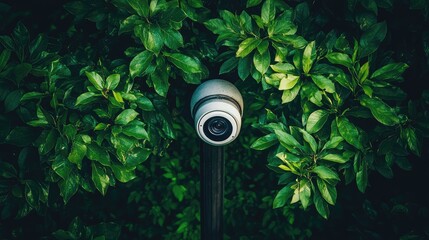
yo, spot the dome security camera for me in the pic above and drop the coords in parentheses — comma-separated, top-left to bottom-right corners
(190, 79, 244, 146)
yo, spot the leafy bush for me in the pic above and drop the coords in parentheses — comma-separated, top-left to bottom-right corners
(1, 0, 429, 239)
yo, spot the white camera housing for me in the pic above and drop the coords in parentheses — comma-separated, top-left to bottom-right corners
(190, 79, 244, 146)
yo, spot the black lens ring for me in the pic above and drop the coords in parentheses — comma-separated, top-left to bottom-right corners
(203, 116, 233, 141)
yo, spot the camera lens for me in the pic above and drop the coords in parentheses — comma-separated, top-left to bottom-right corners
(203, 116, 233, 141)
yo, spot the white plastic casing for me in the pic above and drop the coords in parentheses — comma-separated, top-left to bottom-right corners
(190, 79, 244, 146)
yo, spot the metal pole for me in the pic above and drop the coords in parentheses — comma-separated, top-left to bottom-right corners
(200, 142, 224, 240)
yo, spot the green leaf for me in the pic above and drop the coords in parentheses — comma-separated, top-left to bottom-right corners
(279, 75, 299, 90)
(91, 162, 110, 195)
(40, 129, 58, 155)
(68, 142, 87, 169)
(317, 178, 337, 205)
(142, 25, 163, 53)
(336, 117, 363, 150)
(299, 179, 311, 209)
(127, 0, 149, 17)
(314, 189, 330, 219)
(322, 136, 344, 150)
(151, 68, 169, 97)
(125, 147, 151, 167)
(326, 52, 353, 68)
(312, 166, 340, 181)
(5, 126, 39, 147)
(251, 133, 277, 150)
(85, 71, 104, 91)
(311, 75, 336, 93)
(236, 38, 262, 58)
(238, 57, 252, 80)
(299, 129, 318, 153)
(129, 50, 154, 78)
(75, 92, 101, 106)
(273, 184, 294, 208)
(274, 129, 302, 150)
(111, 163, 136, 183)
(163, 29, 184, 50)
(402, 127, 420, 156)
(115, 109, 139, 125)
(164, 52, 203, 73)
(13, 63, 32, 84)
(306, 109, 329, 134)
(359, 22, 387, 57)
(356, 168, 368, 193)
(253, 50, 271, 74)
(281, 81, 301, 103)
(20, 91, 46, 102)
(4, 90, 23, 112)
(122, 121, 149, 140)
(359, 95, 400, 126)
(59, 172, 79, 203)
(261, 0, 275, 25)
(371, 62, 408, 82)
(247, 0, 262, 8)
(358, 62, 370, 83)
(24, 181, 40, 208)
(321, 153, 349, 163)
(104, 74, 120, 91)
(136, 96, 154, 111)
(302, 41, 316, 74)
(87, 144, 111, 166)
(270, 62, 295, 73)
(0, 162, 17, 178)
(219, 57, 238, 74)
(172, 185, 187, 202)
(0, 49, 11, 71)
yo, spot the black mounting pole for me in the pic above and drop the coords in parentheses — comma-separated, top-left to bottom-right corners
(200, 142, 224, 240)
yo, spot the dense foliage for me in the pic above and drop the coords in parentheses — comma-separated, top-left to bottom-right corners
(1, 0, 429, 239)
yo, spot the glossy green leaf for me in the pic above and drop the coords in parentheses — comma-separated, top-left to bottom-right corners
(142, 25, 163, 54)
(281, 81, 301, 103)
(163, 29, 184, 50)
(136, 96, 154, 111)
(122, 121, 149, 140)
(274, 129, 302, 150)
(299, 179, 311, 209)
(165, 52, 202, 73)
(371, 62, 408, 81)
(251, 133, 277, 150)
(356, 168, 368, 193)
(273, 183, 294, 208)
(68, 142, 87, 169)
(299, 129, 318, 153)
(115, 109, 139, 125)
(151, 68, 169, 96)
(317, 178, 337, 205)
(125, 147, 151, 167)
(91, 162, 110, 195)
(312, 166, 340, 181)
(75, 92, 101, 106)
(219, 57, 238, 74)
(253, 50, 270, 74)
(130, 50, 154, 78)
(236, 38, 262, 58)
(306, 109, 329, 134)
(314, 189, 330, 219)
(111, 163, 136, 183)
(311, 75, 336, 93)
(105, 74, 120, 90)
(321, 153, 351, 163)
(326, 52, 352, 68)
(59, 172, 79, 203)
(247, 0, 262, 8)
(261, 0, 275, 25)
(85, 71, 104, 91)
(336, 116, 363, 150)
(87, 144, 111, 166)
(127, 0, 149, 17)
(359, 22, 387, 57)
(302, 41, 316, 74)
(359, 95, 400, 126)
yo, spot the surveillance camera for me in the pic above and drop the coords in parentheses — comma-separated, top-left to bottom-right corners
(190, 79, 244, 146)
